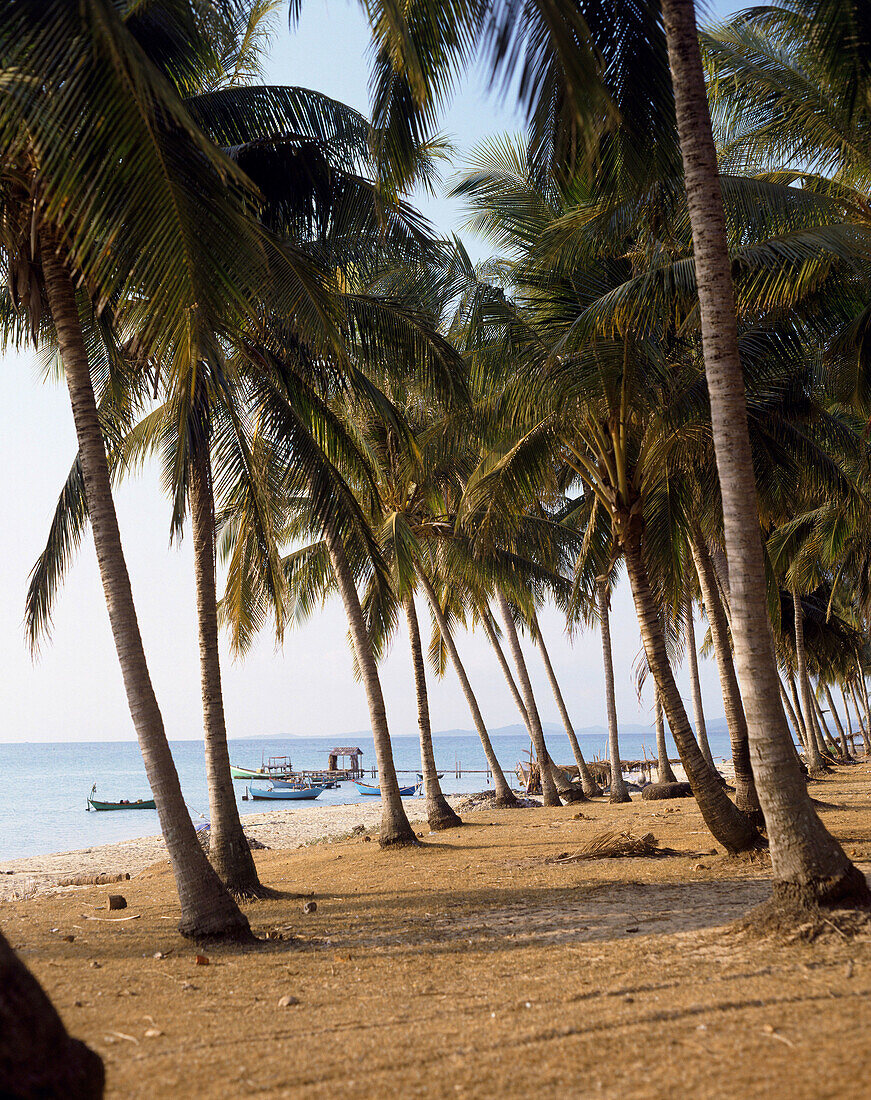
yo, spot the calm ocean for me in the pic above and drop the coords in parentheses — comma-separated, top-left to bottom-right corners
(0, 727, 733, 860)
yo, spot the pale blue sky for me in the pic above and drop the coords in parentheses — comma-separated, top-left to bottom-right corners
(0, 0, 741, 742)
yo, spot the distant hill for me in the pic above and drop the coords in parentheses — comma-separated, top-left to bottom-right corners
(256, 715, 731, 740)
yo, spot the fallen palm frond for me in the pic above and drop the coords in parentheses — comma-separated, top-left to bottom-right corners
(549, 829, 661, 862)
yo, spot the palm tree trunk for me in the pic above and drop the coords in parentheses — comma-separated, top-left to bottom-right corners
(659, 0, 866, 906)
(597, 578, 631, 803)
(858, 668, 871, 752)
(321, 517, 416, 846)
(839, 684, 856, 756)
(811, 688, 841, 760)
(787, 672, 809, 749)
(404, 594, 462, 830)
(480, 608, 576, 802)
(530, 614, 601, 796)
(621, 529, 760, 851)
(190, 447, 264, 897)
(683, 589, 717, 771)
(780, 677, 807, 750)
(494, 589, 562, 805)
(792, 588, 827, 778)
(416, 569, 519, 807)
(0, 930, 104, 1098)
(688, 531, 760, 816)
(40, 236, 249, 940)
(849, 681, 869, 756)
(821, 685, 848, 758)
(654, 687, 678, 784)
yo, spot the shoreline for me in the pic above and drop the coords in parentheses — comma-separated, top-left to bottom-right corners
(0, 798, 436, 899)
(0, 759, 716, 898)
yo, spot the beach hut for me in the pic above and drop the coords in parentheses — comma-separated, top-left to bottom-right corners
(327, 747, 364, 778)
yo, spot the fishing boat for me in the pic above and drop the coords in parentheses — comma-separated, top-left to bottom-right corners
(245, 785, 325, 801)
(87, 785, 155, 811)
(230, 757, 293, 781)
(354, 780, 417, 797)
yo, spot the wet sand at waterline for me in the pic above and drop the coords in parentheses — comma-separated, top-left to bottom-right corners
(4, 765, 870, 1099)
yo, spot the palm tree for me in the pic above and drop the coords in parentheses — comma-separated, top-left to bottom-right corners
(654, 687, 678, 785)
(598, 577, 631, 803)
(660, 0, 869, 906)
(530, 613, 602, 796)
(494, 589, 562, 805)
(688, 528, 760, 817)
(404, 594, 463, 829)
(0, 0, 277, 938)
(683, 587, 717, 772)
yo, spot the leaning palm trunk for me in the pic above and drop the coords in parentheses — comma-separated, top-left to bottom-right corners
(689, 532, 760, 816)
(654, 688, 678, 784)
(404, 595, 462, 830)
(531, 615, 601, 796)
(787, 672, 810, 750)
(41, 238, 249, 940)
(780, 678, 807, 751)
(321, 519, 416, 846)
(597, 578, 631, 804)
(839, 685, 856, 756)
(683, 590, 717, 771)
(621, 529, 760, 851)
(494, 589, 562, 805)
(190, 449, 265, 897)
(821, 686, 848, 758)
(849, 682, 870, 756)
(792, 589, 826, 778)
(811, 689, 840, 759)
(0, 930, 104, 1098)
(660, 0, 866, 905)
(416, 570, 519, 807)
(480, 606, 576, 802)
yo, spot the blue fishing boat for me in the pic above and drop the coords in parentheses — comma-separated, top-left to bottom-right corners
(354, 780, 417, 797)
(245, 785, 325, 801)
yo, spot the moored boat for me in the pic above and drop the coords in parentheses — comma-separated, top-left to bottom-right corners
(245, 785, 325, 801)
(87, 785, 155, 812)
(354, 780, 417, 797)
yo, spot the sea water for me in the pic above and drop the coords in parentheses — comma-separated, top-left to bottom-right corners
(0, 728, 733, 860)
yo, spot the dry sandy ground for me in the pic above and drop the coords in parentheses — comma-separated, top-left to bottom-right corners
(4, 765, 871, 1100)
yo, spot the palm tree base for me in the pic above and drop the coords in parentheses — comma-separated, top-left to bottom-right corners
(609, 791, 633, 804)
(771, 861, 871, 912)
(559, 786, 588, 803)
(494, 791, 523, 808)
(229, 883, 280, 902)
(378, 823, 422, 848)
(177, 912, 255, 943)
(427, 801, 464, 830)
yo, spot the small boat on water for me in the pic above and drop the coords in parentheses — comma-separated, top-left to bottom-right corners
(87, 785, 155, 811)
(245, 785, 325, 801)
(354, 780, 417, 797)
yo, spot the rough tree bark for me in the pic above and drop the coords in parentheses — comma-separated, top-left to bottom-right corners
(689, 531, 760, 816)
(416, 569, 519, 807)
(660, 0, 866, 908)
(190, 447, 265, 897)
(41, 235, 250, 941)
(404, 594, 463, 830)
(494, 589, 563, 806)
(322, 518, 417, 846)
(531, 614, 601, 795)
(621, 527, 761, 851)
(597, 578, 631, 803)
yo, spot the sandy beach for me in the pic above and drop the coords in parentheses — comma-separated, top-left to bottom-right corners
(0, 797, 449, 901)
(3, 762, 870, 1099)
